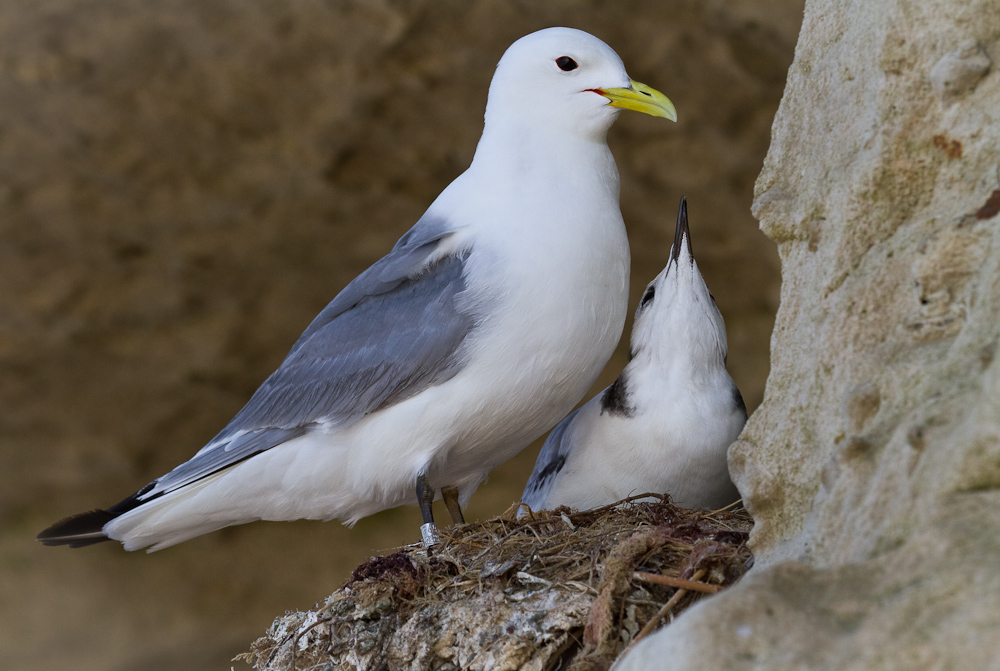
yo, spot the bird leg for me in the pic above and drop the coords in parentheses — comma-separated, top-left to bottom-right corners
(441, 485, 465, 526)
(416, 473, 441, 548)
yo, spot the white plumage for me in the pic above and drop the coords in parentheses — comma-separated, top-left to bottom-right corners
(521, 197, 746, 513)
(38, 27, 676, 551)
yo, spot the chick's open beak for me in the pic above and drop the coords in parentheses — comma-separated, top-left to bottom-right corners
(592, 79, 677, 121)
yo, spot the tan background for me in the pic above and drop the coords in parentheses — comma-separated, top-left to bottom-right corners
(0, 1, 799, 669)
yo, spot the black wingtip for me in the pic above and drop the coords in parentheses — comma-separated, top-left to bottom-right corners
(671, 195, 692, 263)
(36, 509, 117, 548)
(38, 483, 158, 548)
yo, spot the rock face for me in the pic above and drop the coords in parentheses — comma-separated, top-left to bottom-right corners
(619, 0, 1000, 668)
(0, 2, 796, 671)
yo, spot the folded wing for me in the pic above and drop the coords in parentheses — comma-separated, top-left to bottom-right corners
(146, 219, 475, 501)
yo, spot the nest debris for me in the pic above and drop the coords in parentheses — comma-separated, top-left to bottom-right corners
(240, 494, 753, 671)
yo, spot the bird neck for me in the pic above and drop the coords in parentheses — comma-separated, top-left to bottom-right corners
(471, 117, 616, 181)
(626, 324, 729, 400)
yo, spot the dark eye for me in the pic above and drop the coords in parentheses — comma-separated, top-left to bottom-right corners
(640, 286, 655, 307)
(556, 56, 578, 71)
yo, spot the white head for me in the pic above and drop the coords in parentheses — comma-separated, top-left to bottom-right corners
(630, 197, 729, 372)
(483, 28, 676, 142)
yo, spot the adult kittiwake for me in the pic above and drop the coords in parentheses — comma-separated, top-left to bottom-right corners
(37, 27, 676, 551)
(521, 197, 746, 513)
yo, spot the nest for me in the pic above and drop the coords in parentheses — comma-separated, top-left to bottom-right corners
(242, 495, 753, 671)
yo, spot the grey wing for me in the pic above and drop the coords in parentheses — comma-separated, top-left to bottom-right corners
(140, 217, 474, 501)
(520, 405, 586, 511)
(287, 216, 459, 357)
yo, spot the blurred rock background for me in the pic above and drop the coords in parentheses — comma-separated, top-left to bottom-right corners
(0, 1, 799, 669)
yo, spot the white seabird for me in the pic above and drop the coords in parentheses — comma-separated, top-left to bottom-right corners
(38, 27, 676, 551)
(520, 197, 747, 513)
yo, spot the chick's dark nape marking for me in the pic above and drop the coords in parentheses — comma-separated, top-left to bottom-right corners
(600, 371, 635, 418)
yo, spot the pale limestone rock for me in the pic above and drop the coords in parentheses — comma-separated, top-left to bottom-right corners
(617, 500, 1000, 670)
(931, 40, 992, 101)
(617, 0, 1000, 668)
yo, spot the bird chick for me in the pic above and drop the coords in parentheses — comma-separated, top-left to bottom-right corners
(521, 197, 746, 512)
(37, 28, 675, 551)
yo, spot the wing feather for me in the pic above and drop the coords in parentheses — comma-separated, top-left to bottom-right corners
(520, 404, 586, 510)
(140, 218, 474, 501)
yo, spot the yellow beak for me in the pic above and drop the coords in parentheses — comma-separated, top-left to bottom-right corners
(594, 79, 677, 121)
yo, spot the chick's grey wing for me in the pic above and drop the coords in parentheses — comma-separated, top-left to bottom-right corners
(520, 405, 586, 510)
(141, 224, 473, 501)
